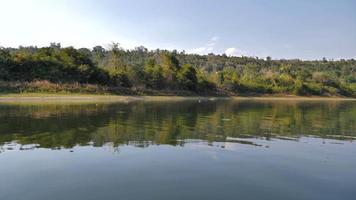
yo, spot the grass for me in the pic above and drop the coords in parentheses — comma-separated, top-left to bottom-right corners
(0, 80, 355, 103)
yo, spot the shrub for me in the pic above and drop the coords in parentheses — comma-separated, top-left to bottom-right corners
(110, 70, 131, 87)
(177, 64, 198, 91)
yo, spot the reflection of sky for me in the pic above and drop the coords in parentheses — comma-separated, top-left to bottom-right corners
(1, 138, 356, 200)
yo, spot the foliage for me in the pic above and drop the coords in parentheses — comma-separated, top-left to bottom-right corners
(144, 59, 164, 89)
(177, 64, 198, 91)
(0, 44, 355, 97)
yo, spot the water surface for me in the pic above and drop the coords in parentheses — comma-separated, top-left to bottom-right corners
(0, 99, 355, 200)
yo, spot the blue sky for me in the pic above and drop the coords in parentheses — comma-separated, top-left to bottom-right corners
(0, 0, 355, 59)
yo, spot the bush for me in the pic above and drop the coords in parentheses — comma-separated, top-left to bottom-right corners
(236, 81, 273, 94)
(197, 75, 216, 92)
(304, 83, 323, 95)
(0, 80, 110, 94)
(293, 80, 307, 95)
(110, 70, 131, 87)
(177, 64, 198, 91)
(145, 63, 165, 90)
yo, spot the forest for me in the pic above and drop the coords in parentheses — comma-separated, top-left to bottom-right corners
(0, 43, 355, 97)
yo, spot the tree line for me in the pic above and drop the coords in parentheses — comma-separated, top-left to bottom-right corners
(0, 43, 355, 96)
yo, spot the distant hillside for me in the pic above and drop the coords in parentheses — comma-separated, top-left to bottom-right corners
(1, 43, 355, 97)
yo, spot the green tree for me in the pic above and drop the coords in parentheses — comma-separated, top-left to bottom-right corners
(160, 52, 180, 86)
(107, 43, 126, 71)
(110, 69, 131, 87)
(0, 49, 12, 80)
(177, 64, 198, 91)
(144, 58, 164, 89)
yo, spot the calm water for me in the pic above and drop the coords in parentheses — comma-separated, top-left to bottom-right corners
(0, 99, 355, 200)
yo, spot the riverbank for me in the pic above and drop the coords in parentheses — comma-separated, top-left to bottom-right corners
(1, 81, 355, 99)
(0, 93, 355, 104)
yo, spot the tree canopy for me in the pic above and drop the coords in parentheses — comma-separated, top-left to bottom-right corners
(0, 44, 355, 97)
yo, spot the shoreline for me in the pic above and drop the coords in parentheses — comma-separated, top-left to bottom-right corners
(0, 93, 355, 103)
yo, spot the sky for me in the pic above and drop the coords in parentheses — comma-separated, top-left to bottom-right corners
(0, 0, 355, 60)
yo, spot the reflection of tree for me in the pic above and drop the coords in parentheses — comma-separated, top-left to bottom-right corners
(0, 100, 355, 150)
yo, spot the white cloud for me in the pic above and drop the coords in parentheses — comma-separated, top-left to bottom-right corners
(225, 48, 236, 56)
(188, 36, 219, 55)
(224, 47, 248, 57)
(189, 47, 212, 54)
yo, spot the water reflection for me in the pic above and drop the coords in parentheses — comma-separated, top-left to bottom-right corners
(0, 99, 355, 151)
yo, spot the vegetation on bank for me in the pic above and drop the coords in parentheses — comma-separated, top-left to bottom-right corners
(1, 43, 355, 97)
